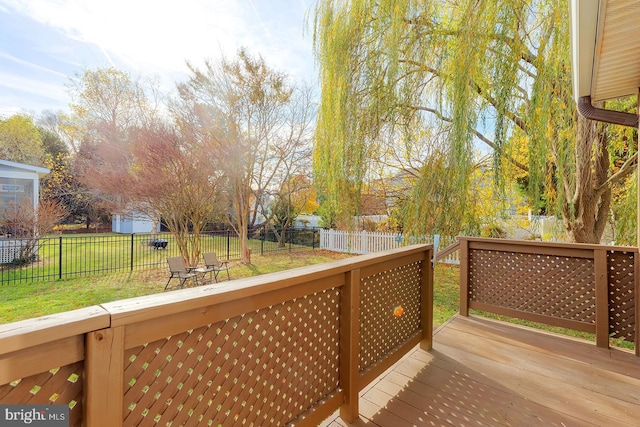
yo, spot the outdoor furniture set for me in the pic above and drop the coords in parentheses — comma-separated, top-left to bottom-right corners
(165, 252, 230, 290)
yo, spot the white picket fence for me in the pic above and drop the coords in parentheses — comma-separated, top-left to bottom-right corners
(319, 230, 459, 264)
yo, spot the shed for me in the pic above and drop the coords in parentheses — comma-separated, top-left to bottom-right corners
(112, 211, 160, 234)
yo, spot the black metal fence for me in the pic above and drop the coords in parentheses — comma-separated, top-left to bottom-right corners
(0, 227, 319, 284)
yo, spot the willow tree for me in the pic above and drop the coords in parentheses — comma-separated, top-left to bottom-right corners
(313, 0, 636, 243)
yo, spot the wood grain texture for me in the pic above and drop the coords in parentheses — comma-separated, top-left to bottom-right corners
(321, 315, 640, 426)
(462, 238, 637, 350)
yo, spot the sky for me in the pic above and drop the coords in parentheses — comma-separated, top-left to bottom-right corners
(0, 0, 318, 118)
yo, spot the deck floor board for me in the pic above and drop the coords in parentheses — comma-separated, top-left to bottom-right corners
(320, 315, 640, 427)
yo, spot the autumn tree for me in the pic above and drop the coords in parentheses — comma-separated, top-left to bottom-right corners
(64, 68, 160, 150)
(64, 67, 162, 225)
(40, 152, 92, 224)
(126, 125, 224, 266)
(270, 175, 319, 246)
(313, 0, 636, 243)
(0, 114, 45, 166)
(176, 49, 315, 263)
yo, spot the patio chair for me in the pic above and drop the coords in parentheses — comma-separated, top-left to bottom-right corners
(165, 256, 198, 290)
(202, 252, 231, 282)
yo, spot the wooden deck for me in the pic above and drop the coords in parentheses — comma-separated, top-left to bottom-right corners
(321, 315, 640, 427)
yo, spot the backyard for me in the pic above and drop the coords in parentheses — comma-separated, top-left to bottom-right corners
(0, 248, 461, 325)
(0, 245, 616, 350)
(0, 229, 320, 284)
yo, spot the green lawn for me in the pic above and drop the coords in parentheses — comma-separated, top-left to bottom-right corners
(1, 233, 303, 283)
(0, 251, 461, 326)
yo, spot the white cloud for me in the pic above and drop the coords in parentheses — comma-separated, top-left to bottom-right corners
(0, 52, 68, 78)
(1, 0, 315, 80)
(0, 0, 317, 114)
(0, 70, 67, 102)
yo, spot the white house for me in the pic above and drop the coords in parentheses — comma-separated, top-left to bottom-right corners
(0, 160, 49, 263)
(0, 159, 49, 213)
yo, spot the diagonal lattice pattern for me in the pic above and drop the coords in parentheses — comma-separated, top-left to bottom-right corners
(608, 251, 636, 342)
(359, 260, 423, 373)
(122, 288, 340, 426)
(0, 361, 83, 427)
(469, 250, 596, 324)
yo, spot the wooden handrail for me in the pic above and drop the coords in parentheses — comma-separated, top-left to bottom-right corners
(458, 237, 638, 355)
(435, 239, 460, 262)
(0, 245, 434, 426)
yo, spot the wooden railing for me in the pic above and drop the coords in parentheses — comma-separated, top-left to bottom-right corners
(0, 245, 433, 426)
(434, 240, 460, 263)
(459, 237, 639, 355)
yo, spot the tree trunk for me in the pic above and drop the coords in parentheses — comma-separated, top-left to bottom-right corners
(233, 177, 252, 265)
(563, 116, 611, 244)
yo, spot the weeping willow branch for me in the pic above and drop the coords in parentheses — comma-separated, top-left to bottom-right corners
(406, 104, 529, 172)
(400, 17, 539, 66)
(470, 82, 529, 134)
(398, 58, 529, 134)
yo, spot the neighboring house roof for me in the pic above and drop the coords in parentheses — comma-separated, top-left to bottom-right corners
(570, 0, 640, 103)
(0, 159, 49, 177)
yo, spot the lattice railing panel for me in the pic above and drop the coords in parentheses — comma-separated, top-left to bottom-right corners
(469, 250, 596, 324)
(608, 251, 636, 342)
(359, 260, 422, 372)
(123, 289, 340, 426)
(0, 361, 83, 427)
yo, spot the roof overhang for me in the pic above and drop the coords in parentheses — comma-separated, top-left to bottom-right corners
(570, 0, 640, 103)
(0, 159, 50, 177)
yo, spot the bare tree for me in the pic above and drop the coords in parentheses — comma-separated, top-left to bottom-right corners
(175, 49, 315, 263)
(127, 125, 224, 266)
(0, 197, 67, 264)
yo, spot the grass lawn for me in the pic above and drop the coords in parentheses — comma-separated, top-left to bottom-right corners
(1, 250, 462, 326)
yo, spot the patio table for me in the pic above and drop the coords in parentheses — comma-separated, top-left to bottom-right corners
(186, 266, 214, 285)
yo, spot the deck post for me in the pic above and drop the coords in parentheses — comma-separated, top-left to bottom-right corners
(637, 87, 640, 357)
(459, 238, 470, 316)
(84, 326, 125, 426)
(594, 249, 609, 349)
(635, 252, 640, 356)
(339, 268, 361, 423)
(421, 247, 434, 350)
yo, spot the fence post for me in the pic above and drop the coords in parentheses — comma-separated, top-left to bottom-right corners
(85, 326, 125, 426)
(312, 228, 316, 250)
(459, 238, 470, 316)
(130, 233, 134, 271)
(288, 228, 292, 252)
(340, 268, 360, 423)
(361, 230, 368, 253)
(262, 225, 265, 256)
(433, 234, 441, 266)
(58, 236, 63, 280)
(227, 230, 231, 260)
(594, 249, 609, 349)
(421, 246, 434, 351)
(635, 252, 640, 357)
